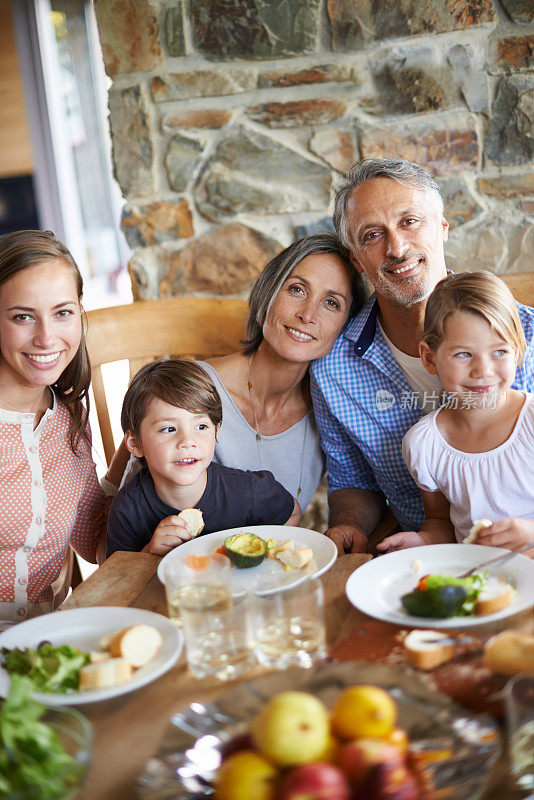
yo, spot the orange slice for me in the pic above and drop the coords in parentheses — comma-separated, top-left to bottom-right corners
(184, 554, 210, 571)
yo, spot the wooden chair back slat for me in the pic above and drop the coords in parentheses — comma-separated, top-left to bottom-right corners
(86, 296, 248, 465)
(501, 272, 534, 307)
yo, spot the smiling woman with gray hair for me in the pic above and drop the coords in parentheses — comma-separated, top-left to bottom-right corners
(122, 233, 366, 516)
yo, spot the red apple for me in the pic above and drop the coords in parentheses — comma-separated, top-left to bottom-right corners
(354, 761, 420, 800)
(336, 738, 404, 785)
(278, 762, 350, 800)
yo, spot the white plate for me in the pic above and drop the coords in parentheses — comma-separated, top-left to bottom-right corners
(157, 525, 336, 596)
(346, 544, 534, 628)
(0, 607, 183, 705)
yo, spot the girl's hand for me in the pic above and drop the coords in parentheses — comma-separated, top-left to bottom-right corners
(376, 531, 426, 552)
(474, 518, 534, 555)
(145, 515, 192, 555)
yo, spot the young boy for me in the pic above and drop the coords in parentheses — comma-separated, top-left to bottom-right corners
(106, 358, 300, 556)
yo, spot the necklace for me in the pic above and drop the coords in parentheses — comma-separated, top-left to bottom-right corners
(247, 353, 309, 502)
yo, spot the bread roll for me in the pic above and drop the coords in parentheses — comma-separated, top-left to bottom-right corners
(79, 657, 133, 690)
(107, 624, 163, 667)
(178, 508, 204, 537)
(404, 630, 455, 670)
(475, 578, 514, 615)
(484, 631, 534, 676)
(272, 539, 294, 557)
(464, 519, 492, 544)
(276, 546, 313, 570)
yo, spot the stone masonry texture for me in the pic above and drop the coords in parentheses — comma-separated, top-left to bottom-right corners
(95, 0, 534, 301)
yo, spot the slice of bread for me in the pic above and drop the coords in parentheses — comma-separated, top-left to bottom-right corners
(484, 631, 534, 675)
(404, 630, 455, 670)
(276, 546, 313, 570)
(475, 577, 514, 615)
(79, 657, 133, 691)
(106, 624, 163, 667)
(178, 508, 204, 537)
(89, 650, 111, 664)
(464, 518, 492, 544)
(272, 539, 294, 557)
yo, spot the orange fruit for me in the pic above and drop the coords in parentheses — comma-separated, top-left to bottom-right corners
(215, 751, 277, 800)
(331, 685, 396, 740)
(184, 554, 210, 571)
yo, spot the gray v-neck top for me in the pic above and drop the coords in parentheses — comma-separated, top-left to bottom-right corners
(198, 362, 324, 512)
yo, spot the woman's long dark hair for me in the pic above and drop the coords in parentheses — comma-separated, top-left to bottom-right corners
(242, 233, 367, 354)
(0, 230, 91, 454)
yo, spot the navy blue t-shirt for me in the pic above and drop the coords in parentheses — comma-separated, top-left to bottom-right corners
(106, 462, 294, 556)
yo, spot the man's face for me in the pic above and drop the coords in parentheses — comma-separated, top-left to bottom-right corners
(345, 177, 449, 309)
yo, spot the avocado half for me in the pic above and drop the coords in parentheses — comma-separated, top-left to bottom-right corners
(224, 533, 267, 569)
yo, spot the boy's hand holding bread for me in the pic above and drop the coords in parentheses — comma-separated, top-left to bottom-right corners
(144, 509, 204, 555)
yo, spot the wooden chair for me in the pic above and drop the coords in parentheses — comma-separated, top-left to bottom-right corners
(85, 296, 248, 465)
(501, 271, 534, 306)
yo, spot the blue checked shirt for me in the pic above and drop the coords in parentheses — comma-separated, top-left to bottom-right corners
(311, 294, 534, 532)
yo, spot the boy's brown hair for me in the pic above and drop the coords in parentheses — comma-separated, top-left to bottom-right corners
(121, 357, 223, 436)
(423, 271, 526, 363)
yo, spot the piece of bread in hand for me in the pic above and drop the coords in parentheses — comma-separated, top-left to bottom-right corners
(276, 546, 313, 570)
(483, 631, 534, 675)
(106, 624, 163, 667)
(404, 630, 455, 670)
(464, 518, 492, 544)
(79, 657, 133, 690)
(178, 508, 204, 537)
(475, 577, 515, 615)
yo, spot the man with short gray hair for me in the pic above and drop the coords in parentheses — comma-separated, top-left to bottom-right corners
(311, 158, 534, 554)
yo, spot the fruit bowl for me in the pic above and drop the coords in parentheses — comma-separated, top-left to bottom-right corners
(136, 662, 500, 800)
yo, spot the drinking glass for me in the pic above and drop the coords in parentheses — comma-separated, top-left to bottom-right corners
(179, 589, 256, 681)
(160, 552, 231, 626)
(505, 674, 534, 791)
(251, 577, 327, 669)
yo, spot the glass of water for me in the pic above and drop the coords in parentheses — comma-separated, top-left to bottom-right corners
(505, 674, 534, 791)
(251, 577, 327, 670)
(179, 588, 256, 681)
(160, 553, 231, 626)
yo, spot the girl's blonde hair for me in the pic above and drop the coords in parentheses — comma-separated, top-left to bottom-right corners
(423, 271, 526, 363)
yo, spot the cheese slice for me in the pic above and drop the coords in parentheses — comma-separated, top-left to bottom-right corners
(79, 657, 133, 690)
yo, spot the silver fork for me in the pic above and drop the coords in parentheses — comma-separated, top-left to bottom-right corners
(458, 542, 533, 578)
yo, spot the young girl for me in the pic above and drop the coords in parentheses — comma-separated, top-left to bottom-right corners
(0, 230, 108, 621)
(378, 271, 534, 556)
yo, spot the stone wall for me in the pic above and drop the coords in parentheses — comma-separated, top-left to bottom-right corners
(94, 0, 534, 301)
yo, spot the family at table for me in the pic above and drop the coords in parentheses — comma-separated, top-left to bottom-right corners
(1, 157, 534, 623)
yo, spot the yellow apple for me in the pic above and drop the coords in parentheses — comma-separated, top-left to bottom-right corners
(215, 750, 277, 800)
(251, 691, 330, 767)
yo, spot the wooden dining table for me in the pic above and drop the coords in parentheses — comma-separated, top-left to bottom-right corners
(60, 551, 534, 800)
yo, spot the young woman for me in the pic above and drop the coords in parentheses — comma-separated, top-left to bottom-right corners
(0, 230, 108, 620)
(378, 271, 534, 554)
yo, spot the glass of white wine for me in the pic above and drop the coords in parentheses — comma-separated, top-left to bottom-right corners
(506, 674, 534, 791)
(251, 577, 327, 670)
